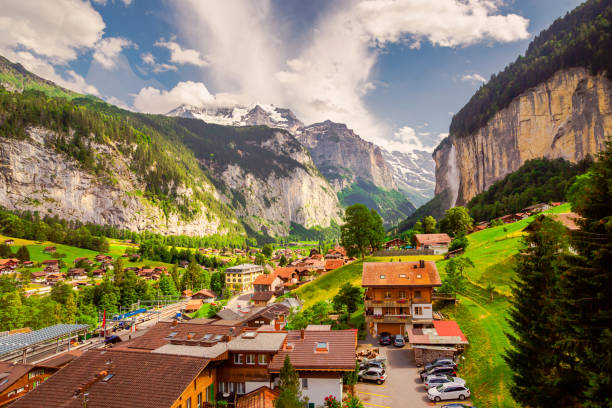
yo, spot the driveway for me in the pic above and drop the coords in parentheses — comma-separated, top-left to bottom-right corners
(356, 337, 474, 408)
(225, 291, 253, 312)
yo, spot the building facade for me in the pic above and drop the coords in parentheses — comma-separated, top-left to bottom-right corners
(225, 264, 265, 292)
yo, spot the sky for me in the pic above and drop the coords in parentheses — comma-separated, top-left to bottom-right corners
(0, 0, 583, 155)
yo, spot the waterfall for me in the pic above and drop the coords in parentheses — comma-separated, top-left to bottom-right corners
(447, 144, 460, 208)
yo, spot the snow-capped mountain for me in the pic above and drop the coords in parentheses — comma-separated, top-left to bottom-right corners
(167, 103, 304, 133)
(382, 149, 435, 207)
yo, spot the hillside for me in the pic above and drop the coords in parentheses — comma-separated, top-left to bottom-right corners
(0, 56, 341, 238)
(434, 0, 612, 208)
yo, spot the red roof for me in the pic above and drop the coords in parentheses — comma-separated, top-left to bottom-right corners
(253, 274, 279, 285)
(362, 261, 442, 287)
(414, 234, 452, 245)
(433, 321, 468, 342)
(324, 259, 344, 271)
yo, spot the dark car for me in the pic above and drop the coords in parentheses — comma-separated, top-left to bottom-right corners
(393, 334, 405, 347)
(424, 358, 457, 371)
(378, 332, 392, 346)
(420, 366, 457, 381)
(360, 360, 385, 371)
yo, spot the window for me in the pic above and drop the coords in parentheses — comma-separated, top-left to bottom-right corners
(414, 306, 423, 316)
(379, 274, 385, 279)
(258, 354, 268, 365)
(236, 382, 245, 394)
(246, 354, 255, 365)
(234, 354, 243, 364)
(414, 290, 422, 298)
(197, 393, 202, 408)
(186, 397, 191, 408)
(301, 378, 308, 389)
(398, 291, 406, 299)
(166, 331, 179, 339)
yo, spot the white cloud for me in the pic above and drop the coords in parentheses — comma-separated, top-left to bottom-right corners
(92, 0, 132, 6)
(141, 52, 178, 73)
(170, 0, 529, 153)
(154, 39, 209, 67)
(133, 81, 216, 114)
(386, 126, 447, 154)
(461, 73, 487, 83)
(92, 37, 134, 69)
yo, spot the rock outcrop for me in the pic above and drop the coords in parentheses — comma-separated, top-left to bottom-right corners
(0, 128, 230, 235)
(434, 68, 612, 206)
(296, 120, 396, 192)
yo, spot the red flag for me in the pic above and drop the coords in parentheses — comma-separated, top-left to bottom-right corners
(102, 309, 106, 331)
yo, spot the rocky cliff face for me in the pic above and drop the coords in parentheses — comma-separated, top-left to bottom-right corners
(435, 68, 612, 206)
(296, 120, 396, 192)
(381, 148, 435, 206)
(0, 127, 230, 235)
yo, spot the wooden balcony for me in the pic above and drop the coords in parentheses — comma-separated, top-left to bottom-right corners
(364, 298, 410, 308)
(365, 314, 413, 324)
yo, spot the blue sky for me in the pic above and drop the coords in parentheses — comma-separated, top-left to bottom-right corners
(0, 0, 583, 154)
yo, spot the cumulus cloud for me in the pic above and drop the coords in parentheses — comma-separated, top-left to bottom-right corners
(141, 52, 178, 73)
(386, 126, 447, 154)
(461, 73, 487, 83)
(92, 0, 133, 6)
(154, 39, 209, 67)
(170, 0, 529, 153)
(92, 37, 135, 69)
(133, 81, 216, 114)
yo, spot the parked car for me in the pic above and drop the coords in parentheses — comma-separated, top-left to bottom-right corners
(393, 334, 405, 347)
(425, 358, 457, 371)
(358, 367, 387, 385)
(428, 384, 470, 402)
(378, 332, 392, 346)
(441, 404, 476, 408)
(424, 374, 466, 390)
(420, 366, 457, 381)
(360, 360, 385, 371)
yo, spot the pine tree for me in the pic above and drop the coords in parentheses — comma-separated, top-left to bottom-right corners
(504, 217, 577, 406)
(16, 246, 30, 262)
(275, 355, 307, 408)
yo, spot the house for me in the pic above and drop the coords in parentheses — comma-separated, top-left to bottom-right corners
(0, 258, 20, 273)
(324, 247, 346, 260)
(324, 259, 344, 271)
(236, 386, 279, 408)
(225, 264, 264, 292)
(94, 254, 112, 262)
(42, 246, 56, 254)
(496, 213, 526, 224)
(268, 329, 357, 407)
(192, 289, 218, 303)
(91, 268, 105, 278)
(67, 268, 87, 280)
(362, 260, 442, 336)
(471, 221, 490, 232)
(523, 203, 551, 215)
(185, 299, 204, 313)
(73, 257, 92, 266)
(22, 261, 33, 268)
(9, 349, 215, 408)
(3, 239, 14, 245)
(414, 234, 452, 254)
(253, 274, 283, 293)
(0, 362, 58, 407)
(252, 291, 275, 306)
(41, 259, 59, 268)
(45, 273, 65, 285)
(384, 238, 406, 250)
(407, 320, 469, 366)
(273, 267, 299, 287)
(30, 271, 47, 282)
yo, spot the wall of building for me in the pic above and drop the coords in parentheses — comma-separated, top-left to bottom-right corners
(366, 288, 432, 303)
(300, 377, 343, 407)
(245, 381, 271, 394)
(172, 367, 216, 408)
(411, 303, 433, 320)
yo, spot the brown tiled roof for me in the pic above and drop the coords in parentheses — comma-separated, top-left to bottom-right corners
(268, 330, 356, 372)
(414, 233, 452, 245)
(273, 267, 297, 280)
(237, 386, 279, 408)
(325, 259, 344, 270)
(362, 261, 442, 287)
(185, 299, 203, 312)
(116, 321, 243, 351)
(252, 291, 274, 302)
(253, 274, 278, 285)
(0, 362, 34, 393)
(38, 350, 83, 368)
(9, 349, 209, 408)
(192, 289, 217, 299)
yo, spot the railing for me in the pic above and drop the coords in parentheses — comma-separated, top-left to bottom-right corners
(364, 299, 410, 308)
(431, 292, 457, 301)
(372, 249, 434, 256)
(365, 314, 413, 324)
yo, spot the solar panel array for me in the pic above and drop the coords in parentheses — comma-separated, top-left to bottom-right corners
(0, 323, 89, 356)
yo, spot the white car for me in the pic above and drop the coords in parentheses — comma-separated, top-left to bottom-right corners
(424, 374, 466, 390)
(427, 383, 471, 402)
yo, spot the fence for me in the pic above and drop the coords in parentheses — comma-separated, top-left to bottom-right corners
(372, 249, 434, 257)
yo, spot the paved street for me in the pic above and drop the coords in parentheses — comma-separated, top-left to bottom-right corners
(357, 338, 474, 408)
(226, 291, 253, 311)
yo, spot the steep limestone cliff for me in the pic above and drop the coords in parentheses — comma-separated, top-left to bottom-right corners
(0, 127, 230, 235)
(435, 68, 612, 206)
(296, 120, 396, 192)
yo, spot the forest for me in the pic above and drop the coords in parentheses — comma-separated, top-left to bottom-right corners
(450, 0, 612, 138)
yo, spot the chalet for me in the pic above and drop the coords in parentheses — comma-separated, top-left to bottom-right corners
(0, 362, 58, 407)
(185, 299, 204, 313)
(3, 239, 14, 245)
(252, 291, 275, 306)
(225, 264, 264, 292)
(384, 238, 406, 250)
(94, 254, 112, 262)
(523, 203, 551, 215)
(414, 234, 452, 254)
(0, 258, 20, 272)
(237, 386, 279, 408)
(192, 289, 218, 303)
(9, 349, 215, 408)
(496, 213, 527, 224)
(42, 266, 57, 275)
(67, 268, 87, 280)
(268, 329, 357, 407)
(21, 261, 33, 268)
(362, 260, 442, 336)
(45, 273, 65, 285)
(324, 247, 346, 260)
(253, 274, 283, 293)
(41, 260, 59, 270)
(324, 259, 344, 271)
(42, 246, 56, 254)
(73, 257, 92, 265)
(30, 271, 47, 282)
(91, 268, 105, 277)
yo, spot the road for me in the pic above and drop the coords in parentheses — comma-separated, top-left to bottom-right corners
(225, 291, 253, 312)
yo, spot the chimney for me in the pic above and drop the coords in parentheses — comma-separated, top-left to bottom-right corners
(419, 260, 425, 269)
(172, 320, 178, 327)
(300, 329, 305, 339)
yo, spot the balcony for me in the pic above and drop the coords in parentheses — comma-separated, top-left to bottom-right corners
(365, 314, 413, 324)
(364, 298, 410, 308)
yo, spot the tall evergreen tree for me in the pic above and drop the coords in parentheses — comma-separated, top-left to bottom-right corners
(275, 355, 307, 408)
(15, 246, 30, 262)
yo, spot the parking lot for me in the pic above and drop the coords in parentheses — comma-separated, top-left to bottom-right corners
(356, 338, 475, 408)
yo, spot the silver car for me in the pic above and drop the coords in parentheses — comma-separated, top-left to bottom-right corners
(428, 383, 471, 402)
(358, 367, 387, 384)
(424, 374, 466, 390)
